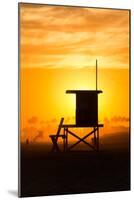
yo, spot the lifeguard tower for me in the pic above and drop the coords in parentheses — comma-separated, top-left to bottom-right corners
(49, 60, 103, 152)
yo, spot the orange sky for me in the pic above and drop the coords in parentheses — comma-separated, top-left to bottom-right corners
(19, 4, 130, 143)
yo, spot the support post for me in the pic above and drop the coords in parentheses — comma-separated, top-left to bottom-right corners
(94, 127, 96, 147)
(63, 127, 66, 152)
(97, 127, 99, 151)
(66, 128, 68, 152)
(64, 127, 68, 152)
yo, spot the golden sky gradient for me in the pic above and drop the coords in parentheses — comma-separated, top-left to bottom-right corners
(20, 4, 130, 143)
(20, 3, 129, 69)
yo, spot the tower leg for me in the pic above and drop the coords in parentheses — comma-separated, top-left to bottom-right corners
(93, 127, 97, 149)
(97, 127, 99, 151)
(63, 127, 66, 152)
(64, 128, 68, 152)
(66, 128, 68, 152)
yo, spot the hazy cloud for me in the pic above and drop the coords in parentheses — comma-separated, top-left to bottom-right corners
(27, 116, 38, 124)
(33, 130, 44, 142)
(111, 116, 129, 122)
(20, 4, 129, 69)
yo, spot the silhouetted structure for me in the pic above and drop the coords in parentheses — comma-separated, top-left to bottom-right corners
(62, 90, 103, 151)
(49, 60, 103, 152)
(66, 90, 102, 126)
(49, 118, 65, 152)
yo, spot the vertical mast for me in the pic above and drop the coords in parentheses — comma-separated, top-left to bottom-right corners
(96, 59, 98, 91)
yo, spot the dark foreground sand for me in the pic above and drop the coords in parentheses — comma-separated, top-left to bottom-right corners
(20, 138, 130, 197)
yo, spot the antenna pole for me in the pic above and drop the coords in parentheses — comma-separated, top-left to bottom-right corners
(96, 59, 98, 90)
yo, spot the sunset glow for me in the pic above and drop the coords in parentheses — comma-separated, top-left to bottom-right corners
(20, 4, 130, 143)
